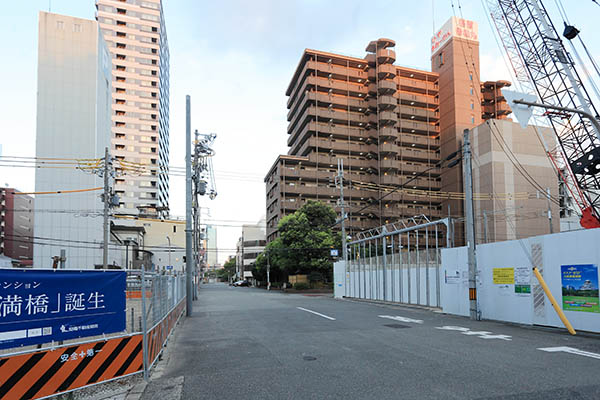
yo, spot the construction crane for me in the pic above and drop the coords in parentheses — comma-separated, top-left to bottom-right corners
(485, 0, 600, 228)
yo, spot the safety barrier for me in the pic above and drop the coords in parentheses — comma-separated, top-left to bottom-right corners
(0, 298, 185, 400)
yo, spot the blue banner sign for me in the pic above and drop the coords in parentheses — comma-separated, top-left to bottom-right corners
(0, 269, 126, 350)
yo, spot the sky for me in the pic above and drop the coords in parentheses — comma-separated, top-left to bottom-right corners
(1, 0, 600, 264)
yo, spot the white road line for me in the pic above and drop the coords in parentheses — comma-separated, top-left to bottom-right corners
(378, 315, 424, 324)
(296, 307, 336, 321)
(538, 346, 600, 360)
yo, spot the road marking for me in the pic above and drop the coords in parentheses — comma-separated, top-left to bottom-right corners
(378, 315, 424, 324)
(435, 326, 512, 340)
(538, 346, 600, 360)
(296, 307, 336, 321)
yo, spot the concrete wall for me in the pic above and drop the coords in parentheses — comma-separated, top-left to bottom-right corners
(440, 228, 600, 333)
(34, 12, 112, 268)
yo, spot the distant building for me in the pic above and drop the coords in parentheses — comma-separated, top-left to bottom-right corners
(0, 188, 34, 266)
(235, 219, 266, 280)
(206, 225, 218, 267)
(481, 80, 512, 121)
(34, 12, 112, 268)
(96, 0, 171, 218)
(471, 119, 560, 242)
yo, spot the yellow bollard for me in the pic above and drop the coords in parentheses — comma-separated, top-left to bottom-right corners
(532, 267, 576, 335)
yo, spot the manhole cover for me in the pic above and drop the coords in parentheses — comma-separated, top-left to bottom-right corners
(384, 323, 410, 329)
(303, 355, 317, 361)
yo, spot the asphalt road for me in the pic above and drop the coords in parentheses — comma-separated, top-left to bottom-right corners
(142, 283, 600, 400)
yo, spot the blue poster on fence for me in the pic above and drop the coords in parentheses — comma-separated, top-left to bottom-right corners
(0, 269, 126, 350)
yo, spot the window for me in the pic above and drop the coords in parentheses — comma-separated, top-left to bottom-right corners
(117, 8, 126, 15)
(116, 54, 126, 60)
(438, 52, 444, 67)
(116, 99, 126, 104)
(471, 115, 475, 124)
(469, 74, 473, 81)
(116, 76, 126, 82)
(173, 225, 177, 233)
(470, 101, 474, 110)
(116, 43, 126, 49)
(117, 31, 126, 37)
(117, 20, 126, 26)
(470, 87, 474, 95)
(116, 88, 126, 93)
(116, 65, 126, 71)
(116, 110, 126, 116)
(73, 24, 82, 33)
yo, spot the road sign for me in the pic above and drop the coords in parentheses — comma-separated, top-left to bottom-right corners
(330, 249, 339, 257)
(166, 265, 173, 270)
(0, 269, 126, 349)
(501, 89, 538, 129)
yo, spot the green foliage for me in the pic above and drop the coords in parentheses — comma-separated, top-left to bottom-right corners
(293, 282, 310, 290)
(216, 257, 236, 280)
(254, 201, 339, 283)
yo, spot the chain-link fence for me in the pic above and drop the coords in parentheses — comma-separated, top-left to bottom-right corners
(0, 269, 186, 357)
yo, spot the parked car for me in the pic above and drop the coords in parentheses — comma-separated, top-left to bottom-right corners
(233, 280, 250, 287)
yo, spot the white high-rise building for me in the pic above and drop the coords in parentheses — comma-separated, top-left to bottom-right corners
(95, 0, 170, 217)
(34, 12, 112, 268)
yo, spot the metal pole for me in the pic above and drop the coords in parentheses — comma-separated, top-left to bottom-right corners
(103, 147, 110, 269)
(338, 159, 348, 297)
(185, 95, 193, 317)
(435, 225, 440, 307)
(382, 227, 387, 302)
(425, 226, 430, 307)
(416, 229, 420, 305)
(141, 266, 148, 381)
(391, 234, 395, 302)
(463, 129, 479, 320)
(483, 210, 489, 244)
(166, 236, 171, 269)
(407, 232, 411, 304)
(267, 249, 271, 290)
(59, 249, 66, 269)
(375, 238, 379, 300)
(546, 187, 553, 234)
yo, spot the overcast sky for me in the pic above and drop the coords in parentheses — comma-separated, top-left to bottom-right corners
(1, 0, 599, 263)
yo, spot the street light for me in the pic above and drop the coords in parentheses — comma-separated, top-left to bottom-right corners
(166, 235, 172, 272)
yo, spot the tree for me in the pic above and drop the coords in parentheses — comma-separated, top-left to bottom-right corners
(216, 256, 236, 281)
(254, 201, 340, 282)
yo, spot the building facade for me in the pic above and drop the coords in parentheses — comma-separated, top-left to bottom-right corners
(205, 225, 218, 268)
(235, 220, 266, 279)
(0, 188, 34, 266)
(266, 40, 442, 242)
(471, 120, 560, 242)
(95, 0, 170, 217)
(34, 12, 112, 268)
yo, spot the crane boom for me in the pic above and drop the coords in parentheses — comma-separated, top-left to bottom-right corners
(487, 0, 600, 227)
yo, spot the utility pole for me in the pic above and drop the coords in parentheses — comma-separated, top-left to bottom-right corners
(102, 147, 111, 269)
(185, 95, 193, 317)
(266, 249, 271, 291)
(335, 158, 348, 295)
(546, 187, 553, 234)
(462, 129, 478, 320)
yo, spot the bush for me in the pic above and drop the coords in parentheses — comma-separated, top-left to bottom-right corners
(294, 282, 310, 290)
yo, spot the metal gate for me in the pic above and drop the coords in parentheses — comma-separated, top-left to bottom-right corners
(345, 216, 452, 308)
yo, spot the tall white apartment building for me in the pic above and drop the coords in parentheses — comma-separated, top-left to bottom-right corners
(95, 0, 170, 217)
(34, 12, 112, 268)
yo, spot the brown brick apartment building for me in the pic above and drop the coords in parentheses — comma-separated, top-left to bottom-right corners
(0, 188, 34, 266)
(266, 18, 515, 243)
(265, 39, 443, 242)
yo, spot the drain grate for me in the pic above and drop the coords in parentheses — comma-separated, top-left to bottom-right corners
(384, 323, 410, 329)
(303, 355, 317, 361)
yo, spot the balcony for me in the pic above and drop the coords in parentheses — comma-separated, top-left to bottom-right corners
(377, 64, 396, 79)
(397, 91, 437, 107)
(380, 158, 399, 170)
(399, 147, 439, 162)
(398, 77, 438, 94)
(379, 143, 399, 154)
(378, 127, 397, 139)
(398, 133, 439, 149)
(378, 80, 396, 95)
(398, 162, 440, 176)
(378, 95, 397, 110)
(379, 111, 397, 125)
(377, 49, 396, 63)
(399, 120, 437, 134)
